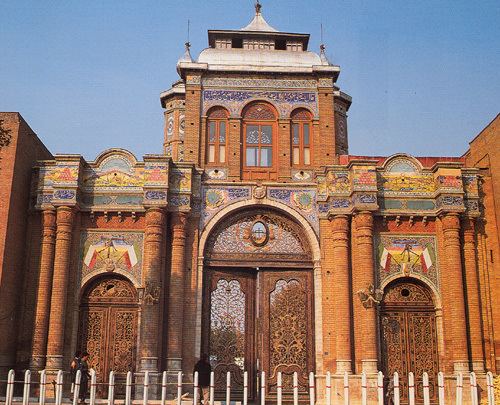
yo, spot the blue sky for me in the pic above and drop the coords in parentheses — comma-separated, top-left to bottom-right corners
(1, 0, 499, 160)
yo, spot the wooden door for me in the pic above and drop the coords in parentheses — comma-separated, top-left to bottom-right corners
(79, 276, 139, 397)
(260, 270, 315, 401)
(203, 269, 256, 400)
(381, 281, 439, 404)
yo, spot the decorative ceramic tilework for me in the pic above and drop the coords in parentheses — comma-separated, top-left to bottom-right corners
(436, 175, 462, 190)
(376, 234, 439, 290)
(144, 164, 168, 185)
(144, 191, 168, 201)
(37, 194, 53, 204)
(202, 77, 317, 89)
(82, 194, 143, 207)
(355, 194, 377, 204)
(207, 212, 310, 262)
(168, 195, 190, 207)
(83, 156, 144, 190)
(43, 165, 79, 186)
(317, 198, 351, 214)
(437, 195, 464, 208)
(205, 168, 228, 180)
(79, 231, 144, 286)
(54, 189, 76, 200)
(378, 173, 435, 195)
(202, 90, 318, 117)
(317, 171, 350, 199)
(170, 169, 191, 193)
(267, 188, 319, 235)
(352, 167, 377, 190)
(463, 175, 479, 196)
(201, 186, 251, 228)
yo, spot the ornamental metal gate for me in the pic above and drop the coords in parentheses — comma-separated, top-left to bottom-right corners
(380, 280, 439, 404)
(202, 267, 315, 402)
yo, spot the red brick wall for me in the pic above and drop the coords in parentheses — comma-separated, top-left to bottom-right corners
(0, 113, 52, 373)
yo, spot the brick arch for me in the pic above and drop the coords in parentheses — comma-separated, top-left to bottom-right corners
(195, 198, 324, 372)
(207, 106, 230, 119)
(240, 100, 278, 120)
(380, 273, 441, 309)
(290, 107, 313, 120)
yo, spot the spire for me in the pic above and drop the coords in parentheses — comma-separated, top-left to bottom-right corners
(319, 43, 331, 65)
(241, 1, 278, 32)
(176, 42, 193, 75)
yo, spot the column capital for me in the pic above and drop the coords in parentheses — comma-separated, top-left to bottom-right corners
(353, 211, 373, 230)
(461, 216, 476, 233)
(145, 207, 166, 227)
(56, 206, 74, 225)
(172, 212, 188, 230)
(42, 209, 57, 228)
(440, 212, 461, 231)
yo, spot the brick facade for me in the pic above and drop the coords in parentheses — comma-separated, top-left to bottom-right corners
(0, 8, 499, 404)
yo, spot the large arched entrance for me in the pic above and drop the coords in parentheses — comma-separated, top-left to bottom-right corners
(78, 275, 139, 394)
(202, 208, 315, 401)
(380, 279, 439, 404)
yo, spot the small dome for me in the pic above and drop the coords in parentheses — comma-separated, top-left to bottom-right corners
(241, 1, 278, 32)
(197, 48, 323, 68)
(176, 42, 193, 75)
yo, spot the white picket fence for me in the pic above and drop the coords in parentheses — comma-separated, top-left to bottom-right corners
(1, 369, 496, 404)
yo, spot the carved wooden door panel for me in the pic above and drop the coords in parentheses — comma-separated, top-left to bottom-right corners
(260, 270, 314, 401)
(203, 269, 256, 400)
(79, 277, 139, 397)
(381, 282, 439, 404)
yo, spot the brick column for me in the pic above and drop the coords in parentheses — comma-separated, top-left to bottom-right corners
(139, 208, 166, 373)
(30, 209, 57, 370)
(167, 212, 187, 371)
(441, 213, 469, 372)
(352, 211, 378, 373)
(462, 217, 485, 373)
(331, 215, 353, 374)
(45, 206, 75, 370)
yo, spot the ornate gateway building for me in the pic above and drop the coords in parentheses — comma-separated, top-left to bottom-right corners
(1, 3, 499, 403)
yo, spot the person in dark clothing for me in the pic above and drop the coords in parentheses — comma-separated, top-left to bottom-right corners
(194, 354, 212, 404)
(70, 351, 82, 394)
(78, 352, 91, 404)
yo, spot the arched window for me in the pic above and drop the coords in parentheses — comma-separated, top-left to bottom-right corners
(242, 102, 277, 180)
(291, 108, 312, 166)
(206, 107, 229, 164)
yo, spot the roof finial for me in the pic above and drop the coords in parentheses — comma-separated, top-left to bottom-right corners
(255, 0, 262, 15)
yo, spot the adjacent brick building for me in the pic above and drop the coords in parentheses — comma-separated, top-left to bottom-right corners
(0, 5, 499, 404)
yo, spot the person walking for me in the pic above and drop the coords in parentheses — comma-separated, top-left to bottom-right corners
(194, 354, 212, 405)
(70, 351, 81, 394)
(78, 352, 91, 404)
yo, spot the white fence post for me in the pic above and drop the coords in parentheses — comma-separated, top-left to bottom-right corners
(226, 372, 231, 405)
(408, 372, 415, 405)
(193, 371, 199, 405)
(177, 372, 182, 405)
(293, 372, 299, 405)
(393, 372, 400, 405)
(438, 372, 445, 405)
(161, 371, 167, 405)
(143, 371, 149, 405)
(209, 371, 215, 405)
(470, 372, 478, 405)
(343, 372, 349, 405)
(108, 370, 115, 405)
(309, 372, 315, 405)
(125, 371, 132, 405)
(243, 371, 248, 405)
(487, 371, 495, 405)
(361, 372, 367, 405)
(377, 371, 384, 405)
(277, 371, 283, 405)
(456, 372, 463, 405)
(23, 369, 31, 405)
(55, 370, 63, 405)
(325, 371, 331, 405)
(89, 369, 97, 405)
(6, 369, 14, 405)
(39, 370, 47, 405)
(260, 371, 266, 405)
(72, 370, 81, 405)
(423, 372, 430, 405)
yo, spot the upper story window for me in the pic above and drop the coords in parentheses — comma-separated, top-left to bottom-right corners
(243, 102, 277, 180)
(291, 108, 312, 166)
(206, 107, 229, 165)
